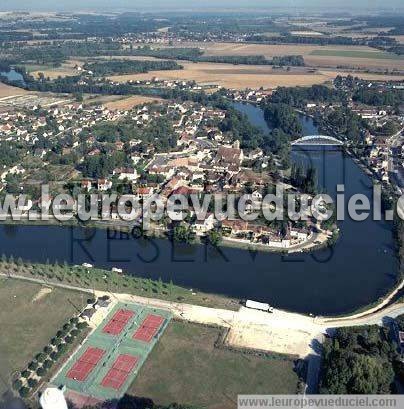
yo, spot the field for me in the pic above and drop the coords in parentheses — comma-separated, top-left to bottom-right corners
(20, 41, 404, 91)
(310, 49, 404, 60)
(130, 321, 299, 409)
(0, 278, 87, 393)
(30, 59, 80, 79)
(0, 82, 29, 98)
(100, 42, 404, 89)
(107, 59, 404, 90)
(320, 70, 404, 82)
(164, 41, 404, 71)
(107, 62, 328, 89)
(103, 95, 164, 110)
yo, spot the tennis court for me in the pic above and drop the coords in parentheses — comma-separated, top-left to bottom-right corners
(67, 347, 105, 382)
(101, 354, 139, 390)
(102, 309, 135, 336)
(133, 314, 165, 343)
(53, 302, 171, 402)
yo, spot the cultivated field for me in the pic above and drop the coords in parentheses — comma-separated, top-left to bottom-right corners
(107, 60, 404, 90)
(0, 82, 29, 98)
(392, 35, 404, 44)
(20, 41, 404, 91)
(310, 49, 404, 60)
(130, 321, 299, 409)
(103, 95, 163, 110)
(320, 70, 404, 82)
(162, 41, 404, 71)
(107, 62, 328, 89)
(0, 278, 87, 393)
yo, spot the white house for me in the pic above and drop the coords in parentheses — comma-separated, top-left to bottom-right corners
(97, 179, 112, 191)
(193, 214, 216, 235)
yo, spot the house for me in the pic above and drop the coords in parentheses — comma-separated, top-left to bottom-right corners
(245, 148, 263, 161)
(88, 148, 101, 156)
(115, 141, 124, 150)
(213, 142, 244, 173)
(113, 167, 138, 181)
(135, 186, 155, 200)
(97, 179, 112, 191)
(251, 190, 263, 201)
(193, 214, 216, 235)
(399, 331, 404, 346)
(221, 219, 249, 235)
(81, 179, 92, 191)
(290, 228, 310, 242)
(170, 186, 197, 197)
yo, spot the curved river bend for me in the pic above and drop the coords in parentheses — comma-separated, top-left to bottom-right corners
(0, 104, 397, 315)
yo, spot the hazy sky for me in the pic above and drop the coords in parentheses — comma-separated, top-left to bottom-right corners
(3, 0, 404, 12)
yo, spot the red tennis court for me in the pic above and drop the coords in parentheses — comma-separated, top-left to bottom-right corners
(67, 347, 105, 382)
(102, 309, 135, 336)
(101, 354, 139, 390)
(132, 314, 165, 343)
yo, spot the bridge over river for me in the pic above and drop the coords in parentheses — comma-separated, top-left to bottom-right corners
(291, 134, 344, 146)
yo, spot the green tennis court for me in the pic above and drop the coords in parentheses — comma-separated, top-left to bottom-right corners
(53, 302, 171, 401)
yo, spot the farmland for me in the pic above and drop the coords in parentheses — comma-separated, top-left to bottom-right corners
(310, 49, 404, 60)
(160, 41, 404, 71)
(0, 82, 29, 98)
(107, 61, 328, 89)
(103, 95, 164, 110)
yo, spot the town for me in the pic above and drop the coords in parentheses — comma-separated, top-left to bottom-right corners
(0, 4, 404, 409)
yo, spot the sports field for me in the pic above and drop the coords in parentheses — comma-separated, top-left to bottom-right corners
(0, 278, 87, 395)
(53, 302, 171, 401)
(130, 321, 299, 409)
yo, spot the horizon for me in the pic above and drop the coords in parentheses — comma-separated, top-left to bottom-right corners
(2, 0, 404, 13)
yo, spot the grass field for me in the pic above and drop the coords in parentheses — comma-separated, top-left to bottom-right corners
(30, 59, 80, 79)
(0, 278, 87, 393)
(130, 321, 299, 408)
(310, 49, 404, 60)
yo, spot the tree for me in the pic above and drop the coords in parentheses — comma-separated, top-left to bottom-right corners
(43, 359, 53, 369)
(320, 326, 396, 394)
(28, 361, 38, 371)
(27, 378, 38, 388)
(208, 229, 222, 246)
(172, 225, 195, 244)
(19, 387, 30, 398)
(20, 370, 30, 378)
(12, 379, 22, 391)
(36, 367, 47, 377)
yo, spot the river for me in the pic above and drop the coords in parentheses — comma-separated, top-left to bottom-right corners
(0, 103, 397, 315)
(0, 69, 26, 85)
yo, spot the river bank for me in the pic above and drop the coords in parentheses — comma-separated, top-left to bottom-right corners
(0, 104, 398, 316)
(0, 214, 332, 254)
